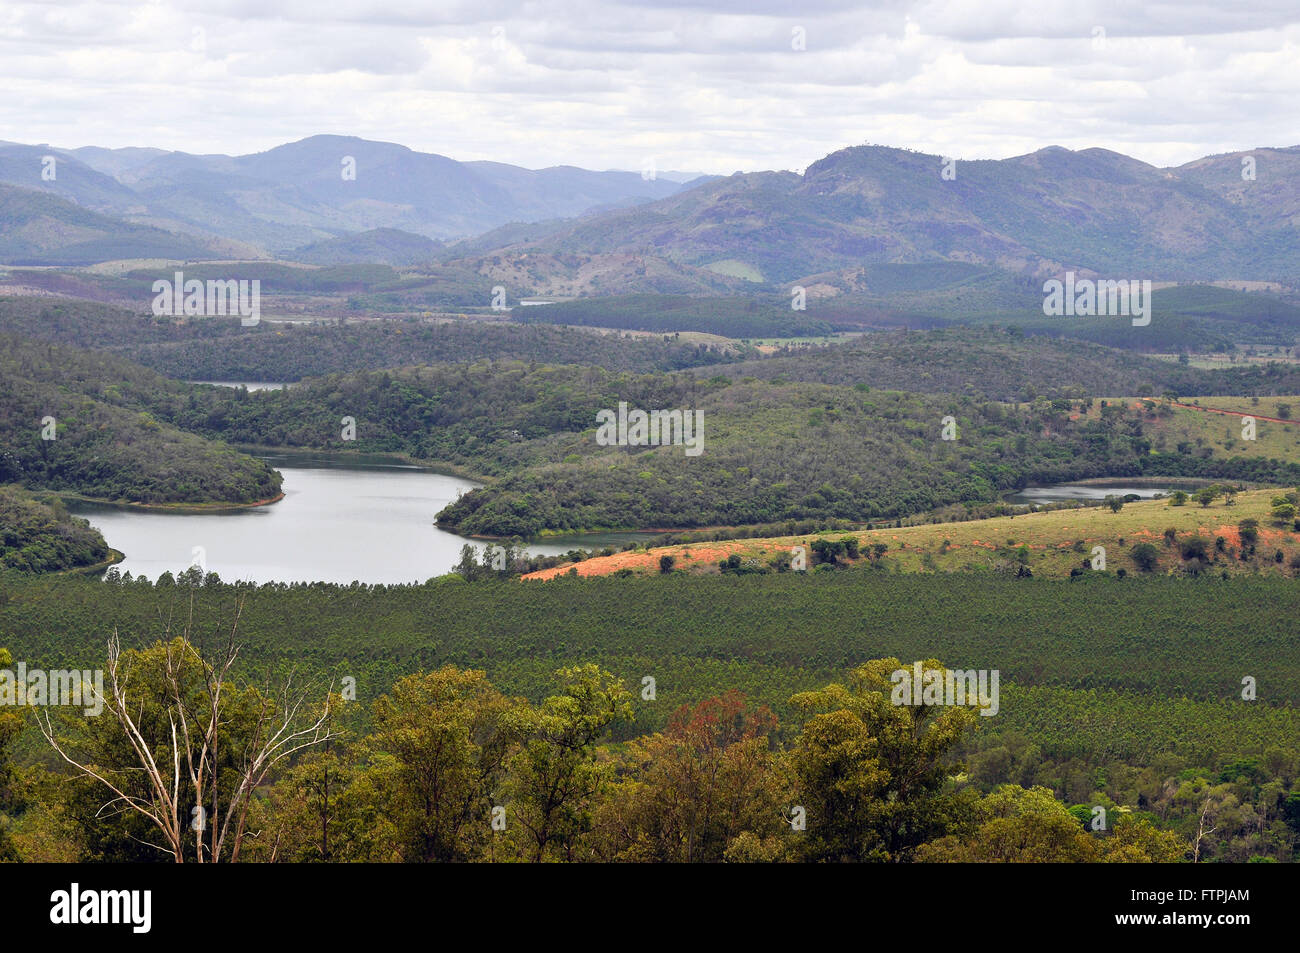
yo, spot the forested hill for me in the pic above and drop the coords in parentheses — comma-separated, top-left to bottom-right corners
(0, 296, 743, 381)
(14, 294, 1300, 400)
(711, 327, 1300, 401)
(0, 335, 281, 504)
(148, 360, 1300, 537)
(0, 486, 110, 572)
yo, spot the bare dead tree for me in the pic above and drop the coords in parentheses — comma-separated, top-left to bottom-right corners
(1193, 798, 1218, 863)
(38, 597, 337, 862)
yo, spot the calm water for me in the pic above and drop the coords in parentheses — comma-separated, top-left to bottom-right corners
(188, 381, 287, 392)
(1003, 480, 1200, 505)
(68, 457, 643, 584)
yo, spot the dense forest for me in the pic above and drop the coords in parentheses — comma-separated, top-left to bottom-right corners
(0, 296, 745, 381)
(141, 359, 1298, 535)
(0, 334, 281, 504)
(4, 318, 1300, 537)
(516, 294, 835, 338)
(716, 326, 1300, 401)
(0, 487, 109, 572)
(2, 571, 1296, 862)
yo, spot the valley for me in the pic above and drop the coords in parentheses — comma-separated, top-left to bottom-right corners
(1, 128, 1299, 872)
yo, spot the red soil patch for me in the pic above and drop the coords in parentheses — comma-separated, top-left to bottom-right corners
(523, 543, 740, 581)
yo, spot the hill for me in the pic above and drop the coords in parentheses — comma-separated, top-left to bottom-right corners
(289, 228, 444, 266)
(0, 183, 233, 265)
(0, 136, 705, 255)
(0, 485, 111, 573)
(522, 487, 1300, 581)
(0, 294, 745, 379)
(0, 334, 281, 504)
(707, 327, 1300, 400)
(516, 293, 834, 338)
(452, 144, 1300, 294)
(142, 359, 1300, 536)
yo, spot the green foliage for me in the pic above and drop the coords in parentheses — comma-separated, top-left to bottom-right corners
(0, 296, 741, 382)
(517, 294, 833, 339)
(712, 326, 1300, 401)
(0, 334, 280, 504)
(0, 486, 109, 572)
(789, 658, 977, 862)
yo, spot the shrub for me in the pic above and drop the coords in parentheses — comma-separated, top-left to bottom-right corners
(1130, 543, 1160, 572)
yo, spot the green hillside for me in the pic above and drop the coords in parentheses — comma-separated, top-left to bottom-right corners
(0, 334, 281, 504)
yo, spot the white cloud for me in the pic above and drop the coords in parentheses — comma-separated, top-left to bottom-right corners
(0, 0, 1295, 171)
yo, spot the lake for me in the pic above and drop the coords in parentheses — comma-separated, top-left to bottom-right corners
(1002, 479, 1205, 505)
(188, 381, 288, 392)
(68, 454, 646, 584)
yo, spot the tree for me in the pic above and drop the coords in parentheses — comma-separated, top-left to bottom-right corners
(38, 605, 336, 863)
(369, 666, 525, 862)
(506, 665, 632, 862)
(788, 658, 978, 862)
(915, 785, 1098, 862)
(915, 785, 1187, 862)
(1105, 495, 1124, 513)
(592, 692, 787, 862)
(1130, 542, 1160, 572)
(0, 649, 22, 861)
(659, 554, 675, 573)
(451, 544, 481, 581)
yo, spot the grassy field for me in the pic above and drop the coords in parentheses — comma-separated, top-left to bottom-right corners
(523, 487, 1300, 580)
(703, 258, 765, 282)
(1084, 395, 1300, 463)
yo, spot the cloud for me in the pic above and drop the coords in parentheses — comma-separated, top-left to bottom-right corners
(0, 0, 1295, 172)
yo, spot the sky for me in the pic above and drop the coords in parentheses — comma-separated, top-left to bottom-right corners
(2, 0, 1297, 174)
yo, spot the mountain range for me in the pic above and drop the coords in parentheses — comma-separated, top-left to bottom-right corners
(450, 144, 1300, 296)
(1, 136, 1297, 299)
(0, 135, 709, 258)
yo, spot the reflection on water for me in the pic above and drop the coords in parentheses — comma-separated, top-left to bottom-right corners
(68, 461, 649, 585)
(1003, 480, 1203, 505)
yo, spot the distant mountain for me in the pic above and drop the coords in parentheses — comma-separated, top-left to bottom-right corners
(290, 227, 443, 266)
(450, 144, 1300, 295)
(4, 137, 1295, 282)
(0, 142, 143, 210)
(66, 145, 170, 178)
(0, 183, 233, 265)
(0, 136, 706, 256)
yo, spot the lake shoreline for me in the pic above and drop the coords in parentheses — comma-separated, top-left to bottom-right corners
(55, 548, 126, 576)
(240, 445, 486, 482)
(59, 492, 286, 514)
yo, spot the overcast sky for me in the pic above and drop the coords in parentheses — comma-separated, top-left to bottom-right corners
(3, 0, 1297, 173)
